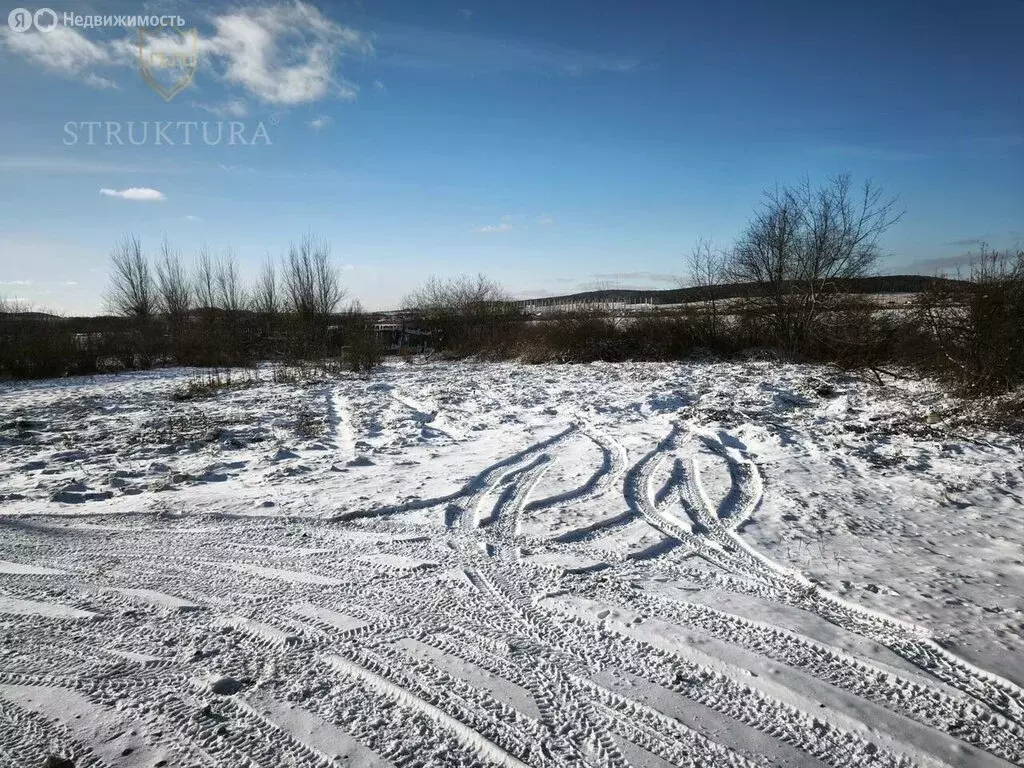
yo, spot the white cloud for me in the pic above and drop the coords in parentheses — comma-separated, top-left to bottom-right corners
(475, 216, 513, 233)
(0, 280, 33, 286)
(537, 214, 556, 226)
(100, 187, 166, 201)
(84, 72, 119, 89)
(205, 2, 371, 105)
(308, 115, 332, 131)
(5, 2, 371, 107)
(0, 26, 123, 89)
(193, 99, 249, 118)
(336, 81, 360, 100)
(1, 297, 35, 309)
(184, 215, 202, 221)
(0, 25, 111, 74)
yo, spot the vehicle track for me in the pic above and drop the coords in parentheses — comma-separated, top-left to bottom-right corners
(2, 381, 1021, 768)
(633, 425, 1024, 735)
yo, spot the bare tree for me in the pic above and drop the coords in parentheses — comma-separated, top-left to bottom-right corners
(193, 246, 217, 312)
(106, 234, 156, 319)
(403, 274, 517, 352)
(282, 235, 345, 324)
(0, 296, 21, 315)
(155, 237, 191, 321)
(251, 255, 280, 315)
(404, 273, 511, 313)
(684, 237, 727, 341)
(728, 174, 902, 350)
(215, 249, 246, 313)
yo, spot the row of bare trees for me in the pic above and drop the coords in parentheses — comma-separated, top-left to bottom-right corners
(0, 233, 374, 380)
(107, 234, 345, 323)
(100, 234, 377, 369)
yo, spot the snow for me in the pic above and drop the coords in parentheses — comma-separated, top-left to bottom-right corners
(0, 595, 98, 620)
(0, 560, 65, 576)
(0, 359, 1021, 766)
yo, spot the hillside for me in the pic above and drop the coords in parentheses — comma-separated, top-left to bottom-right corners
(518, 274, 967, 306)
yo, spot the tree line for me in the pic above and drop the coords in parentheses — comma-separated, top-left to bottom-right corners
(397, 175, 1023, 398)
(0, 234, 381, 379)
(2, 173, 1022, 401)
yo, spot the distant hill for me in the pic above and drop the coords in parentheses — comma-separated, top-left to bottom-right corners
(0, 311, 60, 321)
(517, 274, 967, 306)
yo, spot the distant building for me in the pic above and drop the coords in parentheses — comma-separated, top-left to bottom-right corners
(373, 318, 430, 350)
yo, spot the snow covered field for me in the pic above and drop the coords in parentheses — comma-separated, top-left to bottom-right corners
(0, 360, 1022, 768)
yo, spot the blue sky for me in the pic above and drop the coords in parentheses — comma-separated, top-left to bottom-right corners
(1, 0, 1022, 314)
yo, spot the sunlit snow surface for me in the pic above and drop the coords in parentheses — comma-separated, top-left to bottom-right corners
(0, 360, 1021, 767)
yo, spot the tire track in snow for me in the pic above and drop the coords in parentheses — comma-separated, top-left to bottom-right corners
(325, 654, 534, 768)
(538, 595, 936, 768)
(524, 421, 628, 514)
(326, 387, 357, 463)
(330, 424, 576, 524)
(594, 579, 1024, 765)
(485, 454, 552, 537)
(649, 425, 1024, 734)
(4, 361, 1022, 768)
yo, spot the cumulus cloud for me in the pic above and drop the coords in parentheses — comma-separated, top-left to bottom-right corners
(206, 3, 369, 104)
(100, 187, 166, 201)
(308, 115, 331, 131)
(3, 2, 372, 106)
(0, 25, 111, 74)
(474, 215, 513, 233)
(84, 72, 119, 89)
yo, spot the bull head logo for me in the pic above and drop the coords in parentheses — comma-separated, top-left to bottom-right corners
(138, 27, 198, 102)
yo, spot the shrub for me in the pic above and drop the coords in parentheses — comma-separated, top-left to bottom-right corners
(916, 246, 1024, 395)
